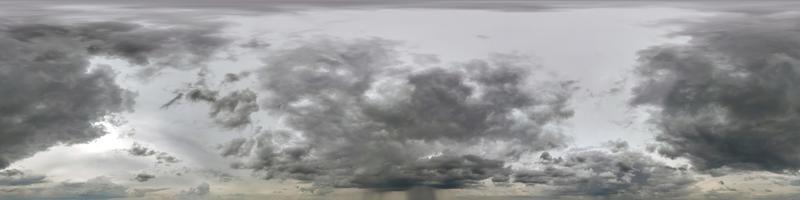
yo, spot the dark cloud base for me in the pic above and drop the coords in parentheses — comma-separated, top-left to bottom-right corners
(632, 13, 800, 172)
(515, 142, 697, 199)
(219, 38, 576, 191)
(0, 20, 229, 169)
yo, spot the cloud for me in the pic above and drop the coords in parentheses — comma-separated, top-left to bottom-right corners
(11, 0, 796, 16)
(6, 21, 231, 78)
(514, 142, 697, 199)
(161, 70, 260, 129)
(0, 169, 47, 186)
(156, 152, 181, 164)
(175, 182, 210, 199)
(198, 169, 236, 182)
(222, 71, 251, 84)
(208, 89, 259, 129)
(134, 173, 155, 182)
(132, 188, 169, 198)
(0, 177, 128, 200)
(0, 20, 232, 169)
(219, 38, 575, 191)
(0, 24, 133, 169)
(631, 13, 800, 172)
(126, 143, 181, 164)
(127, 143, 157, 156)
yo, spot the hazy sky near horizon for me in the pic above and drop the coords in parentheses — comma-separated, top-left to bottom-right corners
(3, 1, 800, 200)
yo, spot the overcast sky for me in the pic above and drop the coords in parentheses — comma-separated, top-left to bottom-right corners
(2, 1, 800, 200)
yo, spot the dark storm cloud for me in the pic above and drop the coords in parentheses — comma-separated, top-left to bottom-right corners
(514, 143, 697, 199)
(0, 20, 231, 169)
(220, 38, 575, 190)
(631, 13, 800, 172)
(0, 177, 128, 200)
(0, 24, 133, 169)
(5, 21, 231, 78)
(0, 169, 47, 186)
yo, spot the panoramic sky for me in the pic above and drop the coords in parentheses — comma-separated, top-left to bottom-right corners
(2, 0, 800, 199)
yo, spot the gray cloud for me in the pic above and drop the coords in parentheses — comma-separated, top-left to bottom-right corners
(156, 152, 181, 164)
(11, 0, 800, 16)
(127, 143, 157, 156)
(6, 21, 230, 79)
(132, 188, 169, 198)
(208, 89, 259, 129)
(514, 142, 697, 199)
(222, 71, 252, 84)
(126, 143, 181, 164)
(0, 20, 232, 169)
(134, 173, 155, 182)
(0, 169, 47, 186)
(0, 177, 128, 200)
(220, 38, 575, 191)
(176, 182, 210, 199)
(631, 13, 800, 172)
(161, 70, 260, 129)
(0, 23, 133, 169)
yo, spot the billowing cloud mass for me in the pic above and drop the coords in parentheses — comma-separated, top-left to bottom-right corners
(632, 13, 800, 172)
(0, 20, 230, 169)
(514, 142, 697, 199)
(220, 38, 575, 190)
(0, 24, 132, 169)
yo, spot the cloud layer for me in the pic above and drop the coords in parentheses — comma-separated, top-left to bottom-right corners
(0, 177, 128, 200)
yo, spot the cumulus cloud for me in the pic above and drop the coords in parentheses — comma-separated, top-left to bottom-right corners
(134, 173, 155, 182)
(0, 20, 232, 169)
(0, 169, 46, 186)
(631, 13, 800, 172)
(127, 143, 157, 156)
(514, 142, 697, 199)
(156, 152, 181, 164)
(0, 24, 132, 169)
(0, 177, 128, 200)
(126, 143, 181, 164)
(219, 38, 575, 191)
(6, 21, 230, 78)
(161, 70, 260, 129)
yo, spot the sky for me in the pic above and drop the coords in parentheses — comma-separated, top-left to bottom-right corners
(2, 0, 800, 199)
